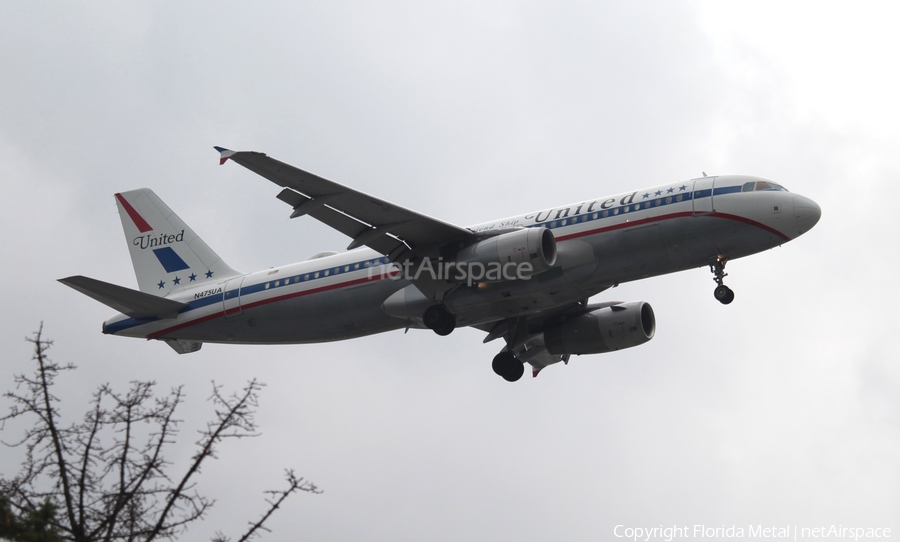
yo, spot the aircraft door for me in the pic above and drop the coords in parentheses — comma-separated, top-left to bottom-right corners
(692, 177, 716, 215)
(223, 276, 244, 317)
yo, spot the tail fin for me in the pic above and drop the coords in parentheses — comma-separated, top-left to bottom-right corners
(115, 188, 241, 295)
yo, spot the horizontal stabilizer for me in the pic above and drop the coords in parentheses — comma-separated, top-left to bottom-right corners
(59, 276, 187, 319)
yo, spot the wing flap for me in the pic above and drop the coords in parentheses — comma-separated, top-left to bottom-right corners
(305, 197, 407, 255)
(59, 276, 187, 319)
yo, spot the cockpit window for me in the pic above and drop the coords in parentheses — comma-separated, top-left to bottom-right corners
(741, 181, 790, 193)
(757, 181, 788, 191)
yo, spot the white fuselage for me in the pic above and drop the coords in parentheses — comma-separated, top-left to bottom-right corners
(103, 175, 819, 343)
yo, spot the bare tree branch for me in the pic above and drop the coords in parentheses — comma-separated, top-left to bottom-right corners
(210, 470, 323, 542)
(236, 470, 322, 542)
(1, 327, 321, 542)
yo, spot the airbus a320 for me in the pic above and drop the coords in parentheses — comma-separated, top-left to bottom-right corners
(60, 148, 821, 381)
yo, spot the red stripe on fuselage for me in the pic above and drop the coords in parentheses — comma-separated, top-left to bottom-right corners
(143, 210, 789, 339)
(554, 211, 790, 242)
(115, 193, 153, 233)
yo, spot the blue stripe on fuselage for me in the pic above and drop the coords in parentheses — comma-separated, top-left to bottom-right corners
(108, 185, 747, 335)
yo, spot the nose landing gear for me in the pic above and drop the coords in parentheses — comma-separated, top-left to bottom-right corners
(714, 284, 735, 304)
(710, 257, 735, 305)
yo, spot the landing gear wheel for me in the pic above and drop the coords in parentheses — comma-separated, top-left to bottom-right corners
(709, 257, 735, 305)
(423, 305, 446, 328)
(492, 352, 524, 382)
(714, 285, 735, 305)
(506, 360, 525, 382)
(433, 313, 456, 336)
(423, 304, 456, 336)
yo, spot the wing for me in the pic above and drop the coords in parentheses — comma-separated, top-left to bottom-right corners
(215, 147, 476, 260)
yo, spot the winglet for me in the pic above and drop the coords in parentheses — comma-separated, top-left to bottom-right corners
(214, 146, 236, 165)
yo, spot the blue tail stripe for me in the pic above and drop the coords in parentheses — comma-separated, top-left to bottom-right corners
(153, 247, 190, 273)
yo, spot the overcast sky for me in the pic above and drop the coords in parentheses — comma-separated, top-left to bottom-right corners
(1, 1, 898, 540)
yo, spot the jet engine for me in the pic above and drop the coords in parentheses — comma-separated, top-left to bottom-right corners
(451, 227, 557, 281)
(544, 302, 655, 355)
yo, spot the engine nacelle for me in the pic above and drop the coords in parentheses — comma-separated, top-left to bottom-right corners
(544, 302, 655, 355)
(451, 227, 557, 281)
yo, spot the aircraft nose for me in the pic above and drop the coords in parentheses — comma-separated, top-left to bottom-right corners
(793, 195, 821, 235)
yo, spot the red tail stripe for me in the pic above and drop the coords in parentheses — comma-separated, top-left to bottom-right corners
(115, 193, 153, 233)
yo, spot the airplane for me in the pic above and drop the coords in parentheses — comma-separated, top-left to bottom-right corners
(59, 147, 821, 381)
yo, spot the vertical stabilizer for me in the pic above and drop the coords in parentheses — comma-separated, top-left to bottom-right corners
(115, 188, 241, 295)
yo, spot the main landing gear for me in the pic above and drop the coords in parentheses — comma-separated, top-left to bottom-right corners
(709, 257, 735, 305)
(492, 351, 524, 382)
(423, 304, 456, 336)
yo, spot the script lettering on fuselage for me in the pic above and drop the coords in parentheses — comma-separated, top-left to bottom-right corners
(193, 287, 222, 300)
(474, 219, 522, 232)
(133, 229, 185, 250)
(524, 192, 638, 224)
